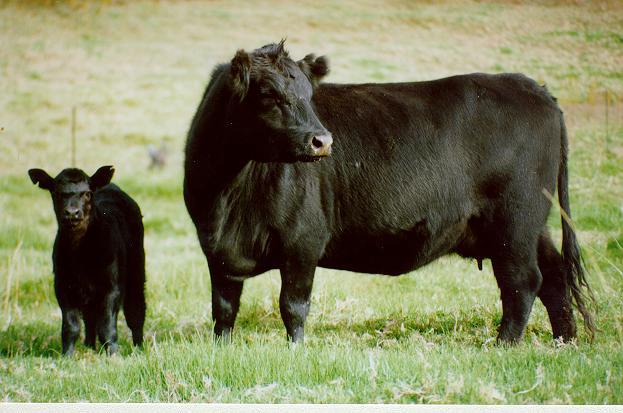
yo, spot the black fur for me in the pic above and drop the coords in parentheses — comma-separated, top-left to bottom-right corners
(28, 166, 146, 355)
(184, 42, 593, 344)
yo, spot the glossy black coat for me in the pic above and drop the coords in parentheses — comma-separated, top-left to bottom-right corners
(29, 167, 146, 355)
(184, 43, 593, 344)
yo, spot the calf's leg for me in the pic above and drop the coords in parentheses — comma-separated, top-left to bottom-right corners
(124, 282, 146, 347)
(83, 309, 97, 349)
(125, 242, 146, 347)
(61, 308, 82, 356)
(97, 289, 120, 355)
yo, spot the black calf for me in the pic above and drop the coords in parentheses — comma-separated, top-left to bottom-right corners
(29, 166, 146, 355)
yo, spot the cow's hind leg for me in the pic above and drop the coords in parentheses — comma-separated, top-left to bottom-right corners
(537, 232, 576, 341)
(210, 269, 244, 343)
(491, 240, 543, 344)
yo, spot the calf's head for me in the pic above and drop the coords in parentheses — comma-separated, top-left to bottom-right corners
(28, 166, 114, 233)
(227, 41, 332, 162)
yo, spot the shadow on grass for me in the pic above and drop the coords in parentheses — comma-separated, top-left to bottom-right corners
(1, 322, 144, 358)
(309, 309, 505, 346)
(1, 323, 61, 357)
(2, 307, 557, 358)
(237, 307, 557, 347)
(236, 307, 515, 346)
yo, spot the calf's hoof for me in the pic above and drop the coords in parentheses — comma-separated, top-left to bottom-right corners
(105, 342, 119, 356)
(214, 326, 233, 344)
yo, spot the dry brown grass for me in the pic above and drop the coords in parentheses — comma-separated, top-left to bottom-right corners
(2, 3, 621, 162)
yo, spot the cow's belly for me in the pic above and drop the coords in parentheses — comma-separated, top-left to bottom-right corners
(319, 218, 468, 275)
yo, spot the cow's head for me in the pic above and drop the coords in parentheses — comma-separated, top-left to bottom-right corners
(227, 41, 332, 162)
(28, 166, 114, 234)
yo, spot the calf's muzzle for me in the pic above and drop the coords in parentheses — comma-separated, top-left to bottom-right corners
(63, 207, 83, 224)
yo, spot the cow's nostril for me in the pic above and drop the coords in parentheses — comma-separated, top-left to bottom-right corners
(309, 134, 333, 157)
(312, 136, 324, 149)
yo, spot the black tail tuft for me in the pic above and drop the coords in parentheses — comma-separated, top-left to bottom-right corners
(558, 113, 596, 340)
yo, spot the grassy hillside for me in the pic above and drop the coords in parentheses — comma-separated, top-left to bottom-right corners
(1, 0, 622, 403)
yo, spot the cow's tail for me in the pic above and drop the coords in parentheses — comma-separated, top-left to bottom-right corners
(558, 112, 596, 340)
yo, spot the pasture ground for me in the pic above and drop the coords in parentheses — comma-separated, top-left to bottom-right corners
(1, 0, 622, 404)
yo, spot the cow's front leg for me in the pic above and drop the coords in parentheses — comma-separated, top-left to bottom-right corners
(210, 268, 244, 343)
(61, 307, 82, 356)
(279, 259, 316, 343)
(97, 288, 120, 355)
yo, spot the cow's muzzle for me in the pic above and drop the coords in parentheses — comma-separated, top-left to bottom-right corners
(309, 134, 333, 157)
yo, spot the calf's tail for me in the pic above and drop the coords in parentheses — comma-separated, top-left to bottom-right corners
(557, 113, 596, 339)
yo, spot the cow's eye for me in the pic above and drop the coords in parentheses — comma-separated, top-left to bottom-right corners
(259, 93, 277, 107)
(260, 91, 286, 106)
(82, 191, 92, 200)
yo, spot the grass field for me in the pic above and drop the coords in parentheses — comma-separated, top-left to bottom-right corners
(1, 0, 622, 404)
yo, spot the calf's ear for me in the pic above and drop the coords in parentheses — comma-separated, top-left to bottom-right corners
(90, 165, 115, 190)
(298, 54, 329, 87)
(28, 168, 54, 191)
(230, 49, 251, 101)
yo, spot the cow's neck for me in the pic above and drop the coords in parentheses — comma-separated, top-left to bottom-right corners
(201, 137, 252, 197)
(189, 116, 257, 202)
(186, 71, 281, 212)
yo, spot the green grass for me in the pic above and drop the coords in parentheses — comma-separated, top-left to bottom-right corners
(1, 0, 622, 404)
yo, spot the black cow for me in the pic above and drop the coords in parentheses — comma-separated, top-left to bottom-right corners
(184, 41, 594, 344)
(28, 166, 146, 355)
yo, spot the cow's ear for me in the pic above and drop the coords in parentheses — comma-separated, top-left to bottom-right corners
(299, 54, 329, 87)
(90, 165, 114, 190)
(230, 49, 251, 101)
(28, 168, 55, 191)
